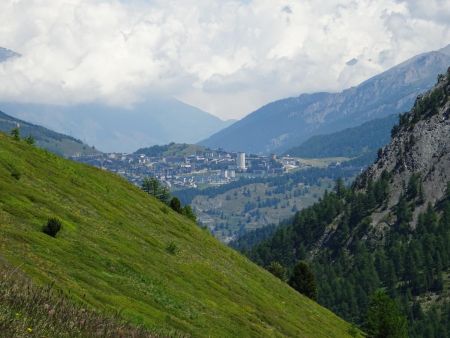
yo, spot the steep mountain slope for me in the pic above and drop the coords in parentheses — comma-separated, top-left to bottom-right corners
(1, 99, 234, 153)
(0, 132, 354, 337)
(284, 114, 398, 160)
(248, 69, 450, 337)
(201, 44, 450, 154)
(0, 110, 99, 157)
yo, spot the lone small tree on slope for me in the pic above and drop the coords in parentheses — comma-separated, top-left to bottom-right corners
(288, 261, 317, 300)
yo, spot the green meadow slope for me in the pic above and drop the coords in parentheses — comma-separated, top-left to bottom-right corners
(0, 132, 354, 337)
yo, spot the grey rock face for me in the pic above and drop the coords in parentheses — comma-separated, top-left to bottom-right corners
(357, 70, 450, 224)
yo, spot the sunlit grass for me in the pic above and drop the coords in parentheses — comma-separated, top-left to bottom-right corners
(0, 132, 353, 337)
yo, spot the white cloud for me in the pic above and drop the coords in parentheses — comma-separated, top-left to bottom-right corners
(0, 0, 449, 119)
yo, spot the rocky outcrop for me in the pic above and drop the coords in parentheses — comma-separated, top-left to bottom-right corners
(356, 68, 450, 224)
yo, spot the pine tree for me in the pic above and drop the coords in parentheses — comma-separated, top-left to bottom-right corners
(335, 178, 346, 199)
(10, 127, 20, 141)
(267, 261, 287, 281)
(365, 290, 407, 338)
(141, 177, 170, 204)
(288, 261, 318, 300)
(182, 205, 197, 222)
(396, 194, 411, 232)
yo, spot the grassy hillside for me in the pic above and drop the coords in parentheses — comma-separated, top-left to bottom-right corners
(0, 259, 156, 337)
(0, 132, 354, 337)
(0, 110, 99, 157)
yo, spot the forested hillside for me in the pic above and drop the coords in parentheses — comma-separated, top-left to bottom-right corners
(175, 165, 359, 242)
(247, 69, 450, 337)
(285, 114, 398, 159)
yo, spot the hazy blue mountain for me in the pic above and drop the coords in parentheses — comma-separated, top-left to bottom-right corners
(284, 114, 399, 159)
(1, 99, 235, 153)
(200, 44, 450, 154)
(0, 109, 99, 157)
(0, 47, 20, 62)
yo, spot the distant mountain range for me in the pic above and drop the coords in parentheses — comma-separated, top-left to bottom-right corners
(0, 47, 234, 153)
(200, 44, 450, 154)
(285, 114, 399, 160)
(0, 110, 99, 157)
(0, 47, 20, 62)
(0, 99, 234, 153)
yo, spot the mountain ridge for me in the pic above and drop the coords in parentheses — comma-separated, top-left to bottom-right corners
(1, 99, 234, 153)
(284, 114, 398, 159)
(0, 109, 99, 157)
(0, 47, 20, 62)
(200, 45, 450, 154)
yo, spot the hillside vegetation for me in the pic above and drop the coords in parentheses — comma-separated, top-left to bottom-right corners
(248, 70, 450, 337)
(0, 259, 157, 337)
(0, 110, 98, 157)
(134, 143, 206, 157)
(285, 114, 398, 159)
(0, 132, 354, 337)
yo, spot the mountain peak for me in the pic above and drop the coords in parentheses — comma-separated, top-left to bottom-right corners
(0, 47, 20, 62)
(200, 46, 450, 154)
(439, 43, 450, 56)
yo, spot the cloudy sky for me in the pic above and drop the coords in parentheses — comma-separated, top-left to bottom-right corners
(0, 0, 449, 120)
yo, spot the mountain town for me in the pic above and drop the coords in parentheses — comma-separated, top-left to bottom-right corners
(1, 2, 450, 337)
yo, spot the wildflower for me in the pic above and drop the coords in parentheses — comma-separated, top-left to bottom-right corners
(27, 327, 33, 333)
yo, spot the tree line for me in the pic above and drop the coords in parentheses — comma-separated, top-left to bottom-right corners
(245, 175, 450, 337)
(141, 177, 196, 222)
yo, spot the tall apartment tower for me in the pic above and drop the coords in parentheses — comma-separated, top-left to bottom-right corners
(237, 152, 246, 170)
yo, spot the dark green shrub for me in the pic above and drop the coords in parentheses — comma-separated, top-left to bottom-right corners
(166, 241, 178, 255)
(43, 218, 62, 237)
(10, 167, 21, 180)
(25, 135, 35, 145)
(169, 197, 182, 213)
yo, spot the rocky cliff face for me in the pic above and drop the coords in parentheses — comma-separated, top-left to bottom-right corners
(357, 68, 450, 226)
(247, 68, 450, 335)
